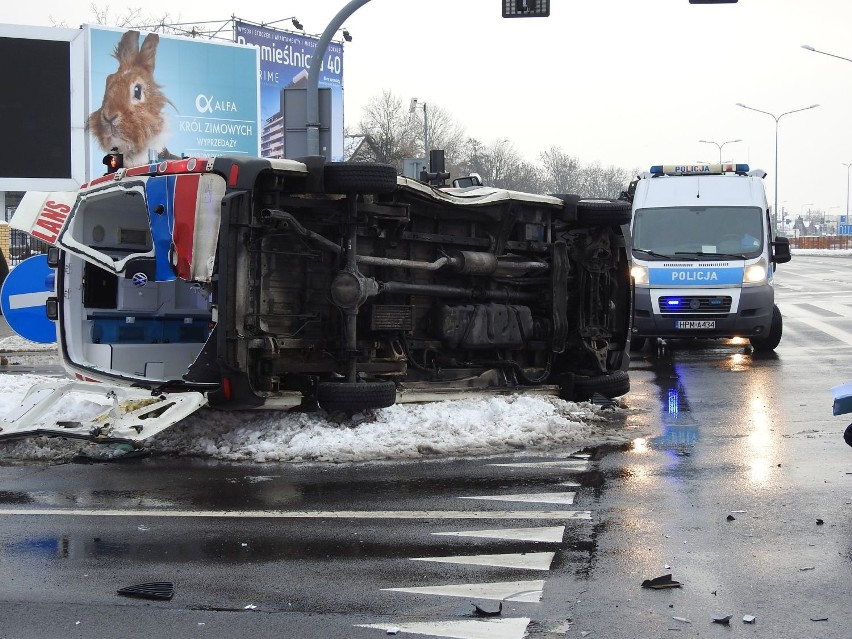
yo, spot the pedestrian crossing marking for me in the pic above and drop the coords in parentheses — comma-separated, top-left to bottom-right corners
(382, 579, 544, 602)
(410, 551, 554, 571)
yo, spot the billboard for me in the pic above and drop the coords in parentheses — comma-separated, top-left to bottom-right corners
(234, 21, 344, 161)
(0, 24, 86, 191)
(86, 25, 260, 175)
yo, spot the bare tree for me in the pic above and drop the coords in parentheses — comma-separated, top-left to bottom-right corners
(539, 146, 582, 194)
(354, 91, 421, 168)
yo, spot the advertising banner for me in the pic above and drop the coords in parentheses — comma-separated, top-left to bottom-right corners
(234, 21, 344, 161)
(86, 25, 260, 176)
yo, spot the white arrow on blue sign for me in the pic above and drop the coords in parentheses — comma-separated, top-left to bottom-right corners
(0, 255, 57, 344)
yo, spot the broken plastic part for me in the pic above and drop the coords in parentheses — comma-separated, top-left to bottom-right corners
(712, 615, 733, 625)
(117, 582, 174, 601)
(641, 574, 682, 589)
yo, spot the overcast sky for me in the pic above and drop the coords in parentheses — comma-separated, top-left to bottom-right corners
(6, 0, 852, 220)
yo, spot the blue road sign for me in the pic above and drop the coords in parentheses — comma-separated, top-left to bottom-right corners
(0, 255, 56, 343)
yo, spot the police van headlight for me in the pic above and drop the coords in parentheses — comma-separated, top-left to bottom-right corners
(743, 260, 768, 285)
(631, 264, 649, 285)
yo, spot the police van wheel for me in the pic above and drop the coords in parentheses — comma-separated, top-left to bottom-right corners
(750, 305, 782, 352)
(630, 336, 646, 351)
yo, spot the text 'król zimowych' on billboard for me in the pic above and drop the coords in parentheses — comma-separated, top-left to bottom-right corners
(86, 25, 260, 173)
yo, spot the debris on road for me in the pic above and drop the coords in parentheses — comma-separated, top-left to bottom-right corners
(726, 514, 736, 521)
(743, 615, 756, 624)
(117, 582, 174, 601)
(641, 574, 682, 589)
(816, 518, 825, 525)
(712, 615, 732, 625)
(672, 616, 692, 623)
(471, 601, 502, 616)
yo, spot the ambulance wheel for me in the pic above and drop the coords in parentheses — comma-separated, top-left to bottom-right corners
(576, 199, 632, 225)
(563, 370, 630, 401)
(316, 380, 397, 412)
(324, 162, 398, 194)
(750, 305, 782, 352)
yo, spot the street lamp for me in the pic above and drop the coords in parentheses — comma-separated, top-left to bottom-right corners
(698, 139, 741, 164)
(736, 102, 820, 234)
(843, 163, 852, 217)
(801, 44, 852, 64)
(409, 98, 428, 163)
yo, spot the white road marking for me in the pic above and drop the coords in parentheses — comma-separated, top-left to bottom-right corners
(432, 526, 565, 543)
(0, 508, 591, 520)
(557, 481, 581, 487)
(356, 617, 531, 639)
(382, 579, 544, 602)
(459, 492, 576, 505)
(785, 315, 852, 347)
(9, 291, 51, 310)
(410, 552, 554, 571)
(490, 460, 588, 470)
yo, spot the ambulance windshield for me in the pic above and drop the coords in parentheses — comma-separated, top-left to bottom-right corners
(632, 206, 764, 258)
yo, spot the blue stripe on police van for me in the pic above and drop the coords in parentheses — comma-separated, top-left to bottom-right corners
(649, 267, 743, 286)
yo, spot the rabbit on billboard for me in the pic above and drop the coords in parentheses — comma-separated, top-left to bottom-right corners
(88, 30, 176, 168)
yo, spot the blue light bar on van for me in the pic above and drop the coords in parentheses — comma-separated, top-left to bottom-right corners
(649, 163, 750, 176)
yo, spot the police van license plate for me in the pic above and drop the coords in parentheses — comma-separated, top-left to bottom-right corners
(676, 320, 715, 329)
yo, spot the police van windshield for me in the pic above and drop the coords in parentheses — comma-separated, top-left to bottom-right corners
(632, 206, 764, 259)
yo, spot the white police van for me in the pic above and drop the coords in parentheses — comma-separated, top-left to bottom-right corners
(626, 163, 791, 351)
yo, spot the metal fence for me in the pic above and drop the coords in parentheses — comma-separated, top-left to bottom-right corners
(7, 230, 50, 267)
(788, 235, 852, 250)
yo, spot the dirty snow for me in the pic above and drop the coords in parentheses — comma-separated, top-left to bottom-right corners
(0, 372, 630, 464)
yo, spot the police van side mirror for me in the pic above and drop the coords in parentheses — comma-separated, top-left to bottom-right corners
(771, 236, 792, 264)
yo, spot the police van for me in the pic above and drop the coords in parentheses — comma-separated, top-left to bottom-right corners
(626, 163, 791, 351)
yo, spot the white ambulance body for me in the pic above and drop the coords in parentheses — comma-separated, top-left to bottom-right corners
(628, 163, 791, 351)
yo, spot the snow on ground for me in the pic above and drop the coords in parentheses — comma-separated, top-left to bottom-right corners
(0, 372, 633, 464)
(0, 249, 835, 464)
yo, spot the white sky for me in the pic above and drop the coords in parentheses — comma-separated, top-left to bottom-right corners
(5, 2, 852, 213)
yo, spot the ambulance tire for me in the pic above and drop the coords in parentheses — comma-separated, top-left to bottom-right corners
(316, 380, 397, 412)
(576, 199, 632, 225)
(564, 370, 630, 401)
(324, 162, 398, 194)
(749, 305, 782, 352)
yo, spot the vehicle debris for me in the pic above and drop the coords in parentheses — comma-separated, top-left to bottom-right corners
(117, 582, 174, 601)
(641, 574, 682, 589)
(472, 601, 503, 616)
(712, 615, 732, 625)
(743, 615, 756, 624)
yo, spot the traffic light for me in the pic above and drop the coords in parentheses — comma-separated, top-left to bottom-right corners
(103, 149, 123, 174)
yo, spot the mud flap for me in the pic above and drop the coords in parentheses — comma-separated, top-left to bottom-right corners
(0, 381, 206, 444)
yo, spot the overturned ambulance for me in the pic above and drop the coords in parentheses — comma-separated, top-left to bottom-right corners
(2, 156, 632, 443)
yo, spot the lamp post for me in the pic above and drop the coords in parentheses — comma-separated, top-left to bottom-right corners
(307, 0, 370, 156)
(844, 163, 852, 217)
(736, 102, 819, 234)
(698, 139, 741, 164)
(802, 44, 852, 64)
(409, 98, 428, 163)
